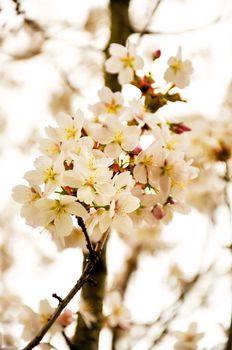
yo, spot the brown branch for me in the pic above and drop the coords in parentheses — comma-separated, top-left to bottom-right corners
(78, 217, 94, 257)
(22, 230, 109, 350)
(137, 0, 164, 43)
(12, 0, 24, 15)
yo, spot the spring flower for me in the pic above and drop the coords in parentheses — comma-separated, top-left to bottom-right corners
(105, 291, 130, 327)
(164, 46, 193, 88)
(12, 184, 42, 227)
(20, 300, 61, 341)
(172, 322, 204, 350)
(24, 155, 64, 196)
(35, 195, 88, 245)
(90, 87, 124, 117)
(105, 42, 144, 85)
(87, 116, 140, 158)
(110, 192, 140, 233)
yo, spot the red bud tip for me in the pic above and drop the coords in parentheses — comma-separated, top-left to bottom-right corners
(152, 49, 161, 60)
(132, 146, 142, 155)
(113, 163, 120, 172)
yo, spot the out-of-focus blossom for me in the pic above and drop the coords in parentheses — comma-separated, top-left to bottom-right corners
(172, 322, 204, 350)
(104, 291, 130, 328)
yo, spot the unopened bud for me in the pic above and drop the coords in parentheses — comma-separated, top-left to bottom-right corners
(113, 163, 120, 173)
(58, 309, 74, 327)
(133, 146, 142, 155)
(152, 49, 161, 60)
(152, 205, 165, 220)
(170, 122, 191, 134)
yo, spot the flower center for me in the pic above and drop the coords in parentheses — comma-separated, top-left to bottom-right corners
(53, 200, 66, 217)
(106, 99, 120, 114)
(141, 154, 154, 166)
(65, 126, 78, 140)
(121, 55, 134, 68)
(44, 167, 57, 183)
(115, 131, 124, 144)
(170, 59, 182, 73)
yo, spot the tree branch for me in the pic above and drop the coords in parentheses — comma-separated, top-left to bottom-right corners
(22, 230, 109, 350)
(137, 0, 164, 42)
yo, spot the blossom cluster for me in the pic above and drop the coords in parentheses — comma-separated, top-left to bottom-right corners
(183, 116, 232, 218)
(12, 42, 197, 252)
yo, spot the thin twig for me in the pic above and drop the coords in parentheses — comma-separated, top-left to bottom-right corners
(77, 217, 94, 257)
(137, 0, 164, 43)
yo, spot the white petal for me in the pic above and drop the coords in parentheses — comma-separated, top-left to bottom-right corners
(59, 195, 76, 205)
(98, 87, 113, 103)
(134, 56, 144, 70)
(62, 170, 83, 188)
(24, 170, 43, 185)
(117, 194, 140, 213)
(118, 67, 134, 85)
(66, 202, 88, 219)
(105, 57, 123, 73)
(98, 210, 111, 233)
(35, 198, 55, 211)
(34, 156, 52, 171)
(104, 142, 122, 158)
(109, 43, 127, 57)
(112, 213, 133, 233)
(77, 186, 95, 205)
(55, 213, 73, 237)
(12, 185, 32, 204)
(133, 164, 147, 184)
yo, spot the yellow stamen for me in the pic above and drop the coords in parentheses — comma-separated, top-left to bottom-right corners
(44, 167, 57, 183)
(121, 55, 134, 68)
(65, 127, 78, 140)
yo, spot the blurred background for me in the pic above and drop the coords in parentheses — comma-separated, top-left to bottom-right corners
(0, 0, 232, 349)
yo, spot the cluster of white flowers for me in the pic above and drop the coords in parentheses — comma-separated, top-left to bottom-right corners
(183, 116, 232, 217)
(12, 42, 197, 251)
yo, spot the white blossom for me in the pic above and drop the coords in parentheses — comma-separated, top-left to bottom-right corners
(90, 87, 125, 117)
(172, 322, 204, 350)
(105, 42, 144, 85)
(164, 46, 193, 88)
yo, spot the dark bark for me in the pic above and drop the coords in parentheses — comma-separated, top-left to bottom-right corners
(73, 247, 107, 350)
(104, 0, 132, 92)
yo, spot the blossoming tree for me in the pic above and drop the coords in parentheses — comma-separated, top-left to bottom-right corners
(1, 1, 232, 350)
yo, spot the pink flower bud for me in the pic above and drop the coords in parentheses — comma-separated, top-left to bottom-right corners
(58, 309, 74, 327)
(170, 122, 191, 134)
(152, 205, 165, 220)
(152, 49, 161, 60)
(132, 146, 142, 155)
